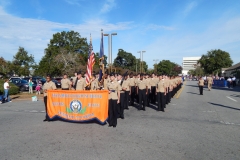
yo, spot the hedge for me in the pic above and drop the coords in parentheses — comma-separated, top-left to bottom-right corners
(0, 80, 19, 95)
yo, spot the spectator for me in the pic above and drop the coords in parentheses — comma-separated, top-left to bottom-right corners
(3, 79, 11, 102)
(36, 84, 41, 95)
(227, 77, 232, 88)
(29, 78, 33, 94)
(232, 76, 236, 87)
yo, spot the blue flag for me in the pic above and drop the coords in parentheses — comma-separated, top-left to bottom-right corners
(99, 30, 104, 82)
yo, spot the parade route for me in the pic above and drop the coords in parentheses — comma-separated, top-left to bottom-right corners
(0, 81, 240, 160)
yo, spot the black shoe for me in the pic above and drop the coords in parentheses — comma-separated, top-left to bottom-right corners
(113, 125, 116, 128)
(43, 119, 48, 122)
(142, 108, 145, 111)
(120, 116, 124, 119)
(124, 107, 129, 110)
(108, 125, 113, 127)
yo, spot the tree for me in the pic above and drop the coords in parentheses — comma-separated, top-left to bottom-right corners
(156, 60, 182, 75)
(198, 49, 233, 75)
(35, 31, 89, 76)
(12, 47, 36, 76)
(113, 49, 148, 73)
(188, 66, 204, 76)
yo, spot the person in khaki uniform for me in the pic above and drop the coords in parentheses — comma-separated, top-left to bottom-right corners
(129, 73, 136, 106)
(156, 75, 166, 112)
(73, 72, 86, 90)
(61, 74, 72, 90)
(107, 73, 120, 128)
(90, 74, 99, 90)
(150, 73, 157, 104)
(145, 74, 151, 107)
(42, 75, 57, 122)
(122, 73, 130, 110)
(136, 74, 148, 111)
(72, 72, 78, 88)
(164, 75, 170, 105)
(103, 73, 109, 90)
(117, 74, 125, 119)
(207, 75, 213, 91)
(198, 77, 204, 95)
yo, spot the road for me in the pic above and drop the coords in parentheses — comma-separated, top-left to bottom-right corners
(0, 81, 239, 160)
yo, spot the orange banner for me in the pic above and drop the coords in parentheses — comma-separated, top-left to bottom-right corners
(47, 90, 109, 124)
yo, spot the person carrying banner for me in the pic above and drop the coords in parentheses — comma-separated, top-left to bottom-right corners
(61, 73, 72, 90)
(73, 71, 86, 90)
(90, 74, 99, 90)
(107, 72, 121, 128)
(42, 75, 56, 122)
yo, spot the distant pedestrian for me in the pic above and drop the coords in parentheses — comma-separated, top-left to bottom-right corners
(29, 78, 33, 94)
(207, 75, 213, 91)
(3, 79, 11, 102)
(36, 84, 41, 95)
(232, 76, 236, 87)
(227, 77, 232, 88)
(198, 77, 204, 95)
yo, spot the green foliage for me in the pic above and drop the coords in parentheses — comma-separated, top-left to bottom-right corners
(12, 47, 36, 76)
(35, 31, 90, 76)
(188, 67, 205, 76)
(0, 80, 19, 95)
(113, 49, 148, 73)
(198, 49, 233, 74)
(156, 60, 182, 75)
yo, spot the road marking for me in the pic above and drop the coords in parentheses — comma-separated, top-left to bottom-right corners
(176, 85, 184, 99)
(226, 96, 237, 102)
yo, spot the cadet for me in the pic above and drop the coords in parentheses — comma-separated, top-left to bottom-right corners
(145, 74, 151, 107)
(42, 75, 57, 122)
(136, 74, 148, 111)
(73, 72, 86, 90)
(164, 75, 170, 105)
(90, 74, 99, 90)
(72, 72, 78, 87)
(61, 73, 72, 90)
(207, 75, 213, 91)
(123, 73, 130, 110)
(198, 77, 204, 95)
(156, 75, 166, 112)
(107, 73, 121, 127)
(150, 73, 157, 104)
(117, 74, 125, 119)
(129, 73, 136, 106)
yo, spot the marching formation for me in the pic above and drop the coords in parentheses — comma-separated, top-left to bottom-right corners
(42, 71, 183, 128)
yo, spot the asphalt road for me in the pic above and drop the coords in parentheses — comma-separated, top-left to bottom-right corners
(0, 81, 239, 160)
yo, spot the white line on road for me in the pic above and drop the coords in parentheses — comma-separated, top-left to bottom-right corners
(226, 96, 237, 102)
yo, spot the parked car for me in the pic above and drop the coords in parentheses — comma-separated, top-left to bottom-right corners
(52, 79, 61, 88)
(9, 77, 22, 84)
(23, 77, 46, 85)
(14, 79, 37, 91)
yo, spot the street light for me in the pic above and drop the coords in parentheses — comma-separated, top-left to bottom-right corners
(104, 32, 117, 72)
(138, 51, 146, 73)
(153, 59, 159, 73)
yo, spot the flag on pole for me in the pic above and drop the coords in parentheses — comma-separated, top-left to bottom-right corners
(86, 34, 95, 86)
(99, 29, 104, 82)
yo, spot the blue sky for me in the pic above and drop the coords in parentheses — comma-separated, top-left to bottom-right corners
(0, 0, 240, 69)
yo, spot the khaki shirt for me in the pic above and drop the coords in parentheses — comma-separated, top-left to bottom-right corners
(90, 79, 99, 90)
(43, 81, 57, 97)
(72, 77, 77, 85)
(137, 79, 147, 90)
(164, 79, 170, 88)
(61, 78, 71, 89)
(199, 79, 204, 86)
(103, 78, 109, 90)
(107, 81, 121, 100)
(150, 78, 157, 86)
(145, 78, 151, 89)
(76, 78, 86, 90)
(157, 80, 165, 93)
(129, 78, 135, 86)
(207, 77, 213, 84)
(121, 79, 130, 92)
(118, 80, 124, 93)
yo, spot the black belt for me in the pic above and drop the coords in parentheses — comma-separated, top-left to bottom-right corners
(62, 88, 69, 90)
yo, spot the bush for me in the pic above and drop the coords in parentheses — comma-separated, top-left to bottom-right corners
(0, 80, 19, 95)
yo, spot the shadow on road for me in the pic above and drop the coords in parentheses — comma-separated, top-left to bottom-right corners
(208, 102, 240, 111)
(186, 92, 200, 95)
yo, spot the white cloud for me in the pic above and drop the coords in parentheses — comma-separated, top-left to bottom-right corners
(0, 6, 132, 62)
(100, 0, 116, 13)
(0, 0, 11, 7)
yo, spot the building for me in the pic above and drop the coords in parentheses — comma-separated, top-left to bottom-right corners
(182, 57, 201, 75)
(221, 62, 240, 77)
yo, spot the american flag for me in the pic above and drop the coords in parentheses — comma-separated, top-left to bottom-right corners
(86, 34, 95, 85)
